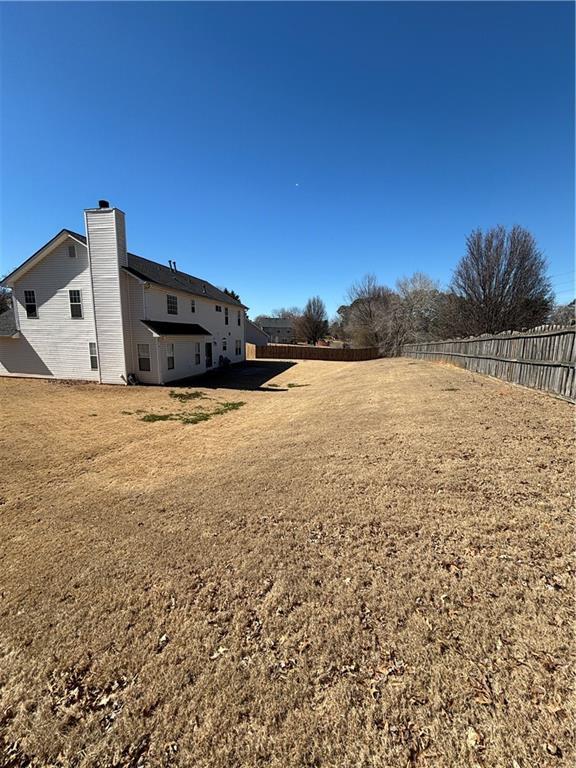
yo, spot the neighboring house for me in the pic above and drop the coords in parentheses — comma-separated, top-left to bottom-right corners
(0, 201, 248, 385)
(257, 317, 295, 343)
(245, 319, 270, 346)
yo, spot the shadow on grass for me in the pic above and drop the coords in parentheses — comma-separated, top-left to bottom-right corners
(170, 360, 297, 392)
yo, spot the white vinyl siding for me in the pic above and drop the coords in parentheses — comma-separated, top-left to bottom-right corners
(85, 208, 128, 384)
(0, 238, 100, 381)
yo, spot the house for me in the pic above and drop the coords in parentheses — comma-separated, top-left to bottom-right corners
(256, 317, 295, 343)
(245, 319, 270, 346)
(0, 201, 247, 385)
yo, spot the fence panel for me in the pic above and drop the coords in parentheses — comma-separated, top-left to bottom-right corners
(254, 344, 380, 362)
(403, 325, 576, 402)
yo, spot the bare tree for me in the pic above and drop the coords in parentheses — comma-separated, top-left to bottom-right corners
(295, 296, 328, 345)
(0, 279, 11, 315)
(271, 306, 302, 319)
(549, 300, 575, 326)
(451, 225, 553, 335)
(344, 274, 395, 347)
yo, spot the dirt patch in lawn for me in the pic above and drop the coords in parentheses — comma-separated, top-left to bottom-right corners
(0, 359, 574, 767)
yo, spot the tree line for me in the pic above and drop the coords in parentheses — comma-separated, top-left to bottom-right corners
(255, 225, 574, 353)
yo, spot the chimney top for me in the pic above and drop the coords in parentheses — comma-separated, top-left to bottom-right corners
(98, 199, 110, 209)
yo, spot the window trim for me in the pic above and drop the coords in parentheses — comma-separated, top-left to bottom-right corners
(235, 339, 242, 355)
(68, 244, 77, 258)
(167, 294, 178, 315)
(24, 289, 38, 319)
(224, 307, 229, 325)
(194, 341, 201, 365)
(222, 338, 227, 351)
(69, 289, 83, 319)
(138, 343, 151, 372)
(167, 342, 175, 370)
(215, 304, 222, 312)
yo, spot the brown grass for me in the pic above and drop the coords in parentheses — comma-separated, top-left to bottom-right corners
(0, 359, 574, 768)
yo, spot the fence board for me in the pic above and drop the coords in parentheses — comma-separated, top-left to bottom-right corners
(403, 325, 576, 402)
(255, 344, 380, 362)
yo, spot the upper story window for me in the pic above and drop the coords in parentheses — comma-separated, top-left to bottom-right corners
(215, 305, 222, 312)
(68, 244, 77, 258)
(191, 299, 196, 313)
(225, 307, 229, 325)
(167, 294, 178, 315)
(167, 342, 175, 370)
(24, 290, 38, 319)
(69, 290, 83, 318)
(237, 310, 241, 326)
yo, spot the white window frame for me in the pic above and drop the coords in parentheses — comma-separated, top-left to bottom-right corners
(167, 294, 178, 315)
(89, 342, 98, 370)
(69, 289, 83, 319)
(167, 342, 175, 370)
(138, 343, 151, 371)
(24, 290, 38, 319)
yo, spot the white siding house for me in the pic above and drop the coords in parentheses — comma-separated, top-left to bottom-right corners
(0, 201, 247, 385)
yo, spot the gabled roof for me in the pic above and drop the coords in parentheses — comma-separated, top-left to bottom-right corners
(141, 320, 211, 336)
(1, 229, 247, 309)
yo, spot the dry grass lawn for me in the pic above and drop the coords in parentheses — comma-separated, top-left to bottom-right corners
(0, 358, 574, 768)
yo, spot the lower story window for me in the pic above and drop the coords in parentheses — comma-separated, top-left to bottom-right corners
(195, 342, 200, 365)
(89, 342, 98, 370)
(167, 342, 175, 370)
(222, 338, 227, 351)
(235, 339, 242, 355)
(138, 343, 151, 372)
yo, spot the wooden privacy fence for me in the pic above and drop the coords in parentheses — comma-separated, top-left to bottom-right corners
(403, 325, 576, 402)
(255, 344, 380, 362)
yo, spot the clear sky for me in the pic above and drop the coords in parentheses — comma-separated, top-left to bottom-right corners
(1, 1, 573, 317)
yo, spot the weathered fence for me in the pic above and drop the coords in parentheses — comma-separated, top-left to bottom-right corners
(255, 344, 380, 362)
(403, 325, 576, 402)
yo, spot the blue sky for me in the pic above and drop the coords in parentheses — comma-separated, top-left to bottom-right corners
(1, 1, 573, 317)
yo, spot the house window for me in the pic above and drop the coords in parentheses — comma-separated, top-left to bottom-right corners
(68, 244, 77, 258)
(222, 338, 227, 351)
(215, 305, 222, 312)
(138, 343, 151, 371)
(237, 310, 241, 326)
(195, 342, 200, 365)
(69, 290, 83, 318)
(167, 342, 175, 370)
(235, 339, 242, 355)
(225, 307, 229, 325)
(167, 294, 178, 315)
(89, 342, 98, 370)
(24, 290, 38, 319)
(191, 299, 196, 313)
